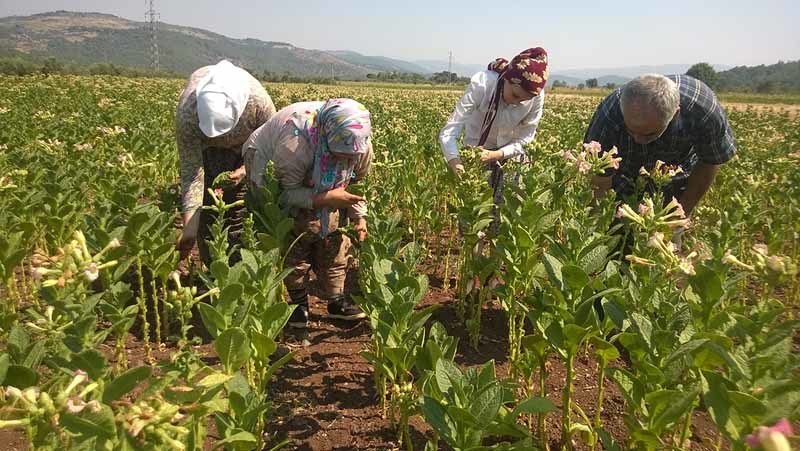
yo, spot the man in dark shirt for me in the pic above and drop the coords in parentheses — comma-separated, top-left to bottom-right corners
(584, 73, 736, 216)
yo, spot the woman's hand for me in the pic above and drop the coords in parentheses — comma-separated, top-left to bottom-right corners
(176, 211, 200, 260)
(313, 187, 365, 210)
(480, 149, 504, 164)
(353, 217, 368, 242)
(447, 157, 465, 177)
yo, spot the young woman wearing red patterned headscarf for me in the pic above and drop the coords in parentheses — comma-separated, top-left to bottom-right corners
(439, 47, 549, 226)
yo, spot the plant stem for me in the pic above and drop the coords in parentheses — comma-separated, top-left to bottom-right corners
(135, 256, 153, 363)
(679, 408, 694, 450)
(590, 359, 607, 451)
(160, 284, 170, 344)
(539, 357, 549, 451)
(151, 278, 161, 348)
(562, 353, 574, 451)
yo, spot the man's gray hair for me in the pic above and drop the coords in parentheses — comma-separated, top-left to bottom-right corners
(620, 74, 680, 125)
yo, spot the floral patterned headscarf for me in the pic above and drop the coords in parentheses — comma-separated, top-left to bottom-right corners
(292, 98, 372, 236)
(488, 47, 549, 96)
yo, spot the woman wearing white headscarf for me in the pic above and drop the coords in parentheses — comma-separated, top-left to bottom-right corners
(244, 99, 373, 328)
(175, 60, 276, 264)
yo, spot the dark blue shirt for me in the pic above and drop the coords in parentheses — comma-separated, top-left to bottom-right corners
(584, 74, 736, 196)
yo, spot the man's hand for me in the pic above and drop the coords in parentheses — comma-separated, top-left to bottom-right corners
(679, 162, 720, 217)
(353, 217, 368, 242)
(480, 149, 503, 164)
(447, 157, 465, 177)
(591, 175, 613, 201)
(313, 187, 365, 210)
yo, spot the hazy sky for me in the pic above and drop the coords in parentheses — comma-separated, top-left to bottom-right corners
(1, 0, 798, 70)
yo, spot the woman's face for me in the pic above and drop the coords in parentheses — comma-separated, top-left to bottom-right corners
(502, 80, 536, 105)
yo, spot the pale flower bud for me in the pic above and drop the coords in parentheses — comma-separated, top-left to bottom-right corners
(84, 262, 99, 282)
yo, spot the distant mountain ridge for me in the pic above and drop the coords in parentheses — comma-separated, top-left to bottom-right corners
(0, 11, 419, 78)
(1, 10, 796, 91)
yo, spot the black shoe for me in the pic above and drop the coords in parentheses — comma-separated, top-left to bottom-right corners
(287, 303, 309, 329)
(327, 297, 366, 321)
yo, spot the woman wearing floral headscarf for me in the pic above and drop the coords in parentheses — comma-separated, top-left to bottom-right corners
(175, 60, 276, 265)
(439, 47, 549, 199)
(244, 99, 373, 328)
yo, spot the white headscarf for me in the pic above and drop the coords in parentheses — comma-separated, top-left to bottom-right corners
(195, 60, 251, 138)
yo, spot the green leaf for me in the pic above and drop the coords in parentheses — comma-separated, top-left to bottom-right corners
(103, 366, 151, 403)
(589, 336, 620, 364)
(213, 431, 258, 450)
(563, 324, 590, 353)
(630, 313, 653, 349)
(470, 218, 494, 235)
(4, 365, 38, 388)
(597, 428, 623, 451)
(0, 354, 8, 384)
(727, 392, 766, 417)
(61, 404, 116, 440)
(198, 303, 226, 339)
(542, 253, 564, 291)
(580, 244, 609, 275)
(250, 331, 276, 363)
(689, 264, 723, 303)
(664, 338, 709, 367)
(435, 359, 463, 394)
(261, 302, 293, 339)
(264, 350, 296, 384)
(210, 260, 230, 282)
(421, 396, 457, 444)
(198, 372, 233, 388)
(215, 328, 251, 374)
(701, 370, 740, 440)
(471, 384, 503, 425)
(511, 396, 556, 417)
(216, 283, 244, 317)
(648, 388, 699, 433)
(7, 325, 29, 360)
(562, 265, 590, 292)
(70, 349, 107, 380)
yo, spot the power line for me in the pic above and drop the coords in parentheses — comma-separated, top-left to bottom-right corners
(448, 51, 453, 73)
(145, 0, 159, 71)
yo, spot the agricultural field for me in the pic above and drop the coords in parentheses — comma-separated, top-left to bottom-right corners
(0, 74, 798, 451)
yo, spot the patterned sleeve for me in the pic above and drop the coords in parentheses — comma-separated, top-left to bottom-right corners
(694, 102, 736, 165)
(584, 91, 622, 155)
(274, 132, 314, 211)
(347, 141, 373, 219)
(439, 72, 486, 162)
(251, 88, 277, 127)
(176, 108, 205, 215)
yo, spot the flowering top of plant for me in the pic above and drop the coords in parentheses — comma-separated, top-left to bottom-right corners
(616, 196, 690, 231)
(722, 244, 798, 286)
(32, 231, 120, 288)
(1, 369, 100, 430)
(625, 230, 698, 275)
(617, 196, 696, 275)
(745, 418, 794, 451)
(0, 169, 28, 190)
(561, 141, 621, 175)
(638, 160, 683, 188)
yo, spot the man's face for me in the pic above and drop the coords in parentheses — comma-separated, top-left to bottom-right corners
(622, 100, 674, 144)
